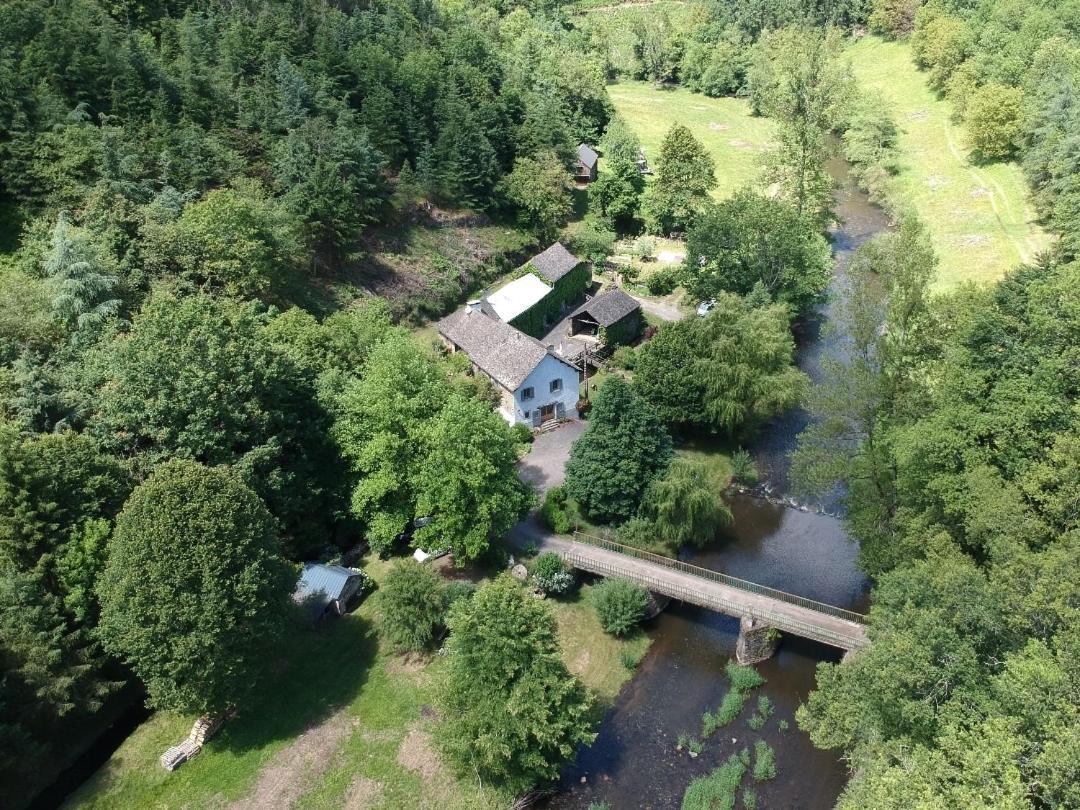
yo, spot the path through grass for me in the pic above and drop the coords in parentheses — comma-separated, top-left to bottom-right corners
(845, 36, 1050, 288)
(607, 81, 775, 201)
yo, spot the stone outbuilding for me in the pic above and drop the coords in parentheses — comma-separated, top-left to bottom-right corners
(569, 288, 643, 346)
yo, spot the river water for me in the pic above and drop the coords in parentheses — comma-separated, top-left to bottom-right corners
(547, 156, 890, 809)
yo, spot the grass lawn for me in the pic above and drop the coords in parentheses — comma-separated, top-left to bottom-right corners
(607, 81, 775, 202)
(845, 36, 1051, 288)
(67, 554, 649, 810)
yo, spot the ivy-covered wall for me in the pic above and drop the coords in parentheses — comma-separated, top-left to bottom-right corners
(508, 264, 591, 337)
(599, 309, 643, 347)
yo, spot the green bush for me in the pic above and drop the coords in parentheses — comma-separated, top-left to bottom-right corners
(646, 267, 679, 295)
(511, 422, 534, 445)
(778, 718, 789, 732)
(591, 578, 649, 636)
(532, 552, 575, 595)
(753, 740, 777, 782)
(742, 788, 757, 809)
(748, 713, 764, 730)
(612, 345, 637, 370)
(730, 449, 759, 485)
(538, 485, 572, 534)
(377, 559, 447, 653)
(725, 660, 765, 692)
(443, 580, 476, 609)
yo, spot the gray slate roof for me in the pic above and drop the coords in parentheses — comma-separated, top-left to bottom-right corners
(294, 563, 360, 607)
(528, 242, 583, 284)
(577, 143, 599, 169)
(571, 288, 641, 327)
(438, 307, 556, 391)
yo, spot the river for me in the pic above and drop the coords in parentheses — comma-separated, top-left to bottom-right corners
(547, 155, 890, 809)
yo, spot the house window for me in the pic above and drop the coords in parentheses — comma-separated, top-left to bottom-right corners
(522, 387, 535, 401)
(523, 411, 530, 419)
(550, 379, 562, 393)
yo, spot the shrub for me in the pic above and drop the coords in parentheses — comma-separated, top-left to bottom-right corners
(588, 803, 612, 810)
(646, 267, 678, 295)
(682, 753, 747, 810)
(730, 449, 759, 485)
(512, 422, 534, 445)
(726, 660, 765, 692)
(532, 552, 575, 595)
(634, 236, 656, 261)
(377, 559, 447, 653)
(443, 580, 476, 609)
(742, 788, 757, 809)
(778, 718, 789, 732)
(612, 345, 637, 370)
(753, 740, 777, 782)
(748, 713, 764, 730)
(591, 578, 649, 636)
(538, 486, 572, 534)
(702, 710, 719, 738)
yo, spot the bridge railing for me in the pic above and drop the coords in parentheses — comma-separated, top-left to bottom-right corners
(563, 551, 868, 650)
(571, 531, 868, 625)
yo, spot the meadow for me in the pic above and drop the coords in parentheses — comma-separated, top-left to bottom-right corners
(66, 558, 649, 810)
(845, 36, 1051, 288)
(607, 81, 775, 201)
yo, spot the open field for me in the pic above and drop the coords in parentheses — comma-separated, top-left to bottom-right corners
(607, 81, 775, 201)
(67, 554, 649, 810)
(845, 37, 1051, 288)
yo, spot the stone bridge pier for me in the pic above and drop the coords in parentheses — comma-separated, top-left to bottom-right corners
(735, 616, 780, 665)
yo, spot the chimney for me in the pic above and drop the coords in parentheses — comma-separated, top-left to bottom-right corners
(466, 299, 483, 314)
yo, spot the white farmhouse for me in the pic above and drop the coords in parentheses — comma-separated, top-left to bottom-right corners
(438, 303, 580, 427)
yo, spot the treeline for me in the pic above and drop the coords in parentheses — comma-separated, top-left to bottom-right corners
(575, 0, 868, 91)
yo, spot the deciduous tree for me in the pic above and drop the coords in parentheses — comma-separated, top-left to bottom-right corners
(436, 576, 594, 794)
(564, 378, 672, 522)
(97, 460, 293, 714)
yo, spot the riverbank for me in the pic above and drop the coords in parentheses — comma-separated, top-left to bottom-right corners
(845, 36, 1050, 288)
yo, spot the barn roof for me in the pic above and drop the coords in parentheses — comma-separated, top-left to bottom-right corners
(485, 273, 552, 322)
(294, 564, 360, 609)
(577, 143, 599, 169)
(571, 288, 641, 327)
(437, 307, 555, 391)
(527, 242, 584, 284)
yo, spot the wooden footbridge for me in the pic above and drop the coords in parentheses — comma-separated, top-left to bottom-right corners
(552, 531, 870, 653)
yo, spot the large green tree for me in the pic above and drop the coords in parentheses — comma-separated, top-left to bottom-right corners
(501, 150, 573, 238)
(97, 460, 293, 714)
(643, 123, 716, 234)
(88, 292, 343, 558)
(413, 395, 531, 561)
(376, 559, 447, 653)
(749, 27, 852, 225)
(642, 458, 733, 552)
(436, 576, 594, 794)
(633, 295, 808, 433)
(564, 377, 672, 522)
(683, 190, 832, 313)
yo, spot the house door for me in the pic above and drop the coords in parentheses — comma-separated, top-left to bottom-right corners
(539, 403, 557, 423)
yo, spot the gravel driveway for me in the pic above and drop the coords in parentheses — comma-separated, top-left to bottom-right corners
(517, 420, 586, 495)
